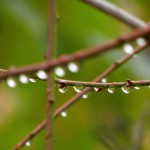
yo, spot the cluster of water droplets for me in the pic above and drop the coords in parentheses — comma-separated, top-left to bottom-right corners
(5, 69, 49, 88)
(54, 62, 79, 77)
(123, 38, 146, 58)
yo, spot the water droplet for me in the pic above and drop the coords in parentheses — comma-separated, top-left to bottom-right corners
(121, 86, 131, 94)
(6, 77, 17, 88)
(94, 87, 99, 92)
(36, 70, 48, 80)
(123, 43, 134, 54)
(108, 86, 116, 93)
(94, 87, 103, 92)
(54, 67, 65, 77)
(134, 86, 140, 90)
(61, 111, 67, 117)
(67, 62, 79, 73)
(82, 94, 88, 99)
(73, 85, 84, 93)
(136, 37, 146, 46)
(19, 74, 29, 84)
(101, 78, 107, 83)
(25, 141, 31, 147)
(29, 78, 38, 83)
(58, 83, 68, 93)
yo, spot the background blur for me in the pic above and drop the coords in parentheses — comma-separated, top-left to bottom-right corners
(0, 0, 150, 149)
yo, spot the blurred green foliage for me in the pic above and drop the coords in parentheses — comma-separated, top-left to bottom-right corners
(0, 0, 150, 149)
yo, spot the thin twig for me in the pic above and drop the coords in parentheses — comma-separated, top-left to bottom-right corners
(81, 0, 146, 28)
(45, 0, 54, 149)
(1, 25, 150, 80)
(55, 78, 150, 89)
(12, 42, 150, 150)
(12, 120, 46, 150)
(54, 42, 150, 118)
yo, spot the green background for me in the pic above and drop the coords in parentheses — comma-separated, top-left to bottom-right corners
(0, 0, 150, 149)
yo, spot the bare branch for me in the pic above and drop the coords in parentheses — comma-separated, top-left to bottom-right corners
(81, 0, 146, 28)
(12, 41, 150, 150)
(12, 120, 46, 150)
(55, 78, 150, 89)
(1, 25, 150, 80)
(45, 0, 54, 149)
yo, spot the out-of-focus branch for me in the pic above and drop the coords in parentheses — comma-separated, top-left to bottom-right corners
(81, 0, 146, 28)
(45, 0, 54, 149)
(1, 25, 150, 80)
(12, 42, 150, 150)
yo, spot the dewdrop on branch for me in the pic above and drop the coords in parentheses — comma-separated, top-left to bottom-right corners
(59, 86, 68, 93)
(29, 77, 38, 83)
(123, 43, 134, 54)
(36, 70, 48, 80)
(82, 94, 88, 99)
(94, 87, 103, 92)
(134, 86, 140, 90)
(67, 62, 79, 73)
(73, 85, 85, 93)
(6, 77, 17, 88)
(19, 74, 29, 84)
(101, 78, 107, 83)
(25, 141, 31, 147)
(54, 67, 65, 77)
(136, 37, 146, 46)
(61, 111, 67, 118)
(121, 86, 132, 94)
(107, 86, 116, 93)
(58, 83, 68, 93)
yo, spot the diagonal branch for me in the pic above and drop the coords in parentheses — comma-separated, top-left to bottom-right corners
(12, 41, 150, 150)
(1, 25, 150, 80)
(81, 0, 146, 28)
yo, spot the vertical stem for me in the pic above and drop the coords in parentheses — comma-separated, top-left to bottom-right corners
(45, 0, 54, 149)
